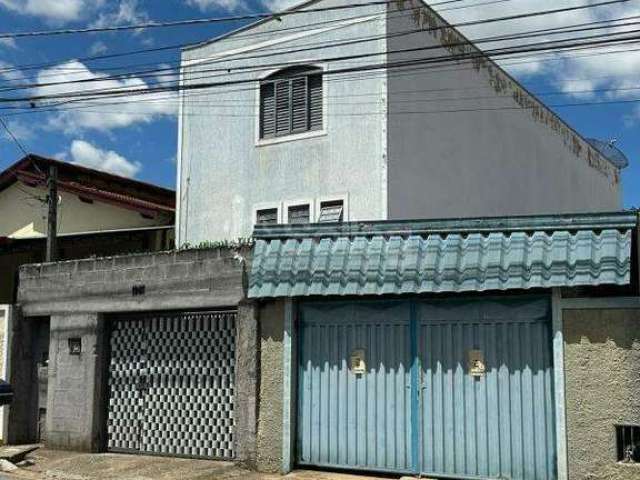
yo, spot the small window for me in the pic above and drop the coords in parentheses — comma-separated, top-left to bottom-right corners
(288, 204, 310, 224)
(318, 200, 344, 223)
(260, 66, 323, 139)
(616, 425, 640, 463)
(256, 208, 278, 225)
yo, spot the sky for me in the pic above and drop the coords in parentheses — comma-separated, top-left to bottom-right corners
(0, 0, 638, 207)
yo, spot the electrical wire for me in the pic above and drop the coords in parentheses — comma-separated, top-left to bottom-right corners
(1, 0, 633, 94)
(0, 116, 28, 156)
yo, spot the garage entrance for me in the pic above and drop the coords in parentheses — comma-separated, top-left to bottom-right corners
(106, 310, 236, 459)
(297, 297, 556, 480)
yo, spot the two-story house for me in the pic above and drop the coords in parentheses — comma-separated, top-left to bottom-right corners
(177, 0, 622, 244)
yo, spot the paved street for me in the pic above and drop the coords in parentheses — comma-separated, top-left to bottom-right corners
(1, 449, 393, 480)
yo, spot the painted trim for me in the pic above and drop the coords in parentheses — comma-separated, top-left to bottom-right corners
(183, 15, 380, 67)
(175, 65, 184, 247)
(552, 288, 569, 480)
(281, 298, 295, 473)
(257, 130, 327, 147)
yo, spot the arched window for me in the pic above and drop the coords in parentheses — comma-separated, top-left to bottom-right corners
(259, 66, 323, 139)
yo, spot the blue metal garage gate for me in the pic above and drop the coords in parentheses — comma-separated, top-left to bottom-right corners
(297, 297, 556, 480)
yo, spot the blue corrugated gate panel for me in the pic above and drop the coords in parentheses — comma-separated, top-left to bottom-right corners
(297, 302, 414, 472)
(297, 297, 556, 480)
(418, 298, 556, 480)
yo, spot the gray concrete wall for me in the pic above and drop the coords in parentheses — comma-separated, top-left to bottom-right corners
(15, 247, 254, 458)
(256, 300, 284, 472)
(18, 248, 248, 316)
(46, 313, 106, 451)
(178, 0, 388, 243)
(563, 309, 640, 480)
(385, 2, 621, 219)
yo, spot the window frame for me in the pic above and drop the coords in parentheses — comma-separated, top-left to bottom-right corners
(255, 63, 328, 146)
(253, 202, 283, 226)
(316, 193, 349, 223)
(283, 199, 315, 224)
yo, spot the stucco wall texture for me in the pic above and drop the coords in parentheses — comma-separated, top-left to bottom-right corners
(257, 300, 285, 472)
(564, 309, 640, 480)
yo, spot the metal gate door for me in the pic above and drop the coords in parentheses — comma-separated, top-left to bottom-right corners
(297, 298, 556, 480)
(418, 298, 556, 480)
(107, 311, 236, 459)
(297, 302, 414, 473)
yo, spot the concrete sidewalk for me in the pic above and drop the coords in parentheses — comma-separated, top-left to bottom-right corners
(2, 449, 393, 480)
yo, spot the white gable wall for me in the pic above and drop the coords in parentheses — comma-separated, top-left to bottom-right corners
(178, 0, 389, 243)
(385, 2, 621, 219)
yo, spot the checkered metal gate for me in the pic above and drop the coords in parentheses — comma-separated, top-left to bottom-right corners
(107, 311, 236, 459)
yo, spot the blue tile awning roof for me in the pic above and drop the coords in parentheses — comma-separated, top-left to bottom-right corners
(248, 212, 636, 298)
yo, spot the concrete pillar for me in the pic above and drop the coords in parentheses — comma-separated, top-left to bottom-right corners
(45, 313, 106, 451)
(234, 300, 259, 468)
(7, 306, 37, 444)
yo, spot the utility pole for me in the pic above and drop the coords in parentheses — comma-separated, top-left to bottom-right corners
(46, 165, 58, 262)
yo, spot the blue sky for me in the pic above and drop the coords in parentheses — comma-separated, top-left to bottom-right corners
(0, 0, 637, 208)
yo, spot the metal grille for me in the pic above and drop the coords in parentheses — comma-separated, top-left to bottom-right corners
(107, 311, 236, 459)
(616, 425, 640, 463)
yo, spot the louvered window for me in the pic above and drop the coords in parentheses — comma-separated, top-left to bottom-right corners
(288, 204, 310, 224)
(256, 208, 278, 225)
(260, 66, 323, 139)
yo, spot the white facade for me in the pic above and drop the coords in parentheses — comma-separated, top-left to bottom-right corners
(177, 0, 621, 244)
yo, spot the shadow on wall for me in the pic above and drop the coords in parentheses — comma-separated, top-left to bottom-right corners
(299, 298, 553, 374)
(564, 309, 640, 349)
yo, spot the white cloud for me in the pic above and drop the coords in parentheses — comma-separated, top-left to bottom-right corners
(35, 60, 177, 134)
(0, 0, 104, 23)
(260, 0, 298, 12)
(64, 140, 141, 178)
(186, 0, 246, 12)
(91, 0, 149, 31)
(0, 119, 34, 144)
(88, 41, 108, 56)
(0, 60, 25, 83)
(431, 0, 640, 104)
(0, 38, 17, 49)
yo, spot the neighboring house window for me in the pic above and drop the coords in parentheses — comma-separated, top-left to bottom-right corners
(288, 204, 310, 224)
(318, 200, 343, 223)
(260, 66, 323, 139)
(256, 208, 278, 225)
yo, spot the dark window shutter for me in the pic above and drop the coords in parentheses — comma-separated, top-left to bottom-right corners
(288, 204, 310, 224)
(260, 67, 322, 139)
(291, 77, 308, 133)
(275, 80, 291, 136)
(308, 73, 322, 131)
(260, 83, 275, 138)
(257, 208, 278, 225)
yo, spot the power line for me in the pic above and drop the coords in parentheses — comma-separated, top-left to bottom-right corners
(0, 0, 467, 39)
(1, 0, 635, 102)
(0, 0, 506, 78)
(8, 28, 640, 105)
(0, 115, 28, 156)
(3, 34, 640, 120)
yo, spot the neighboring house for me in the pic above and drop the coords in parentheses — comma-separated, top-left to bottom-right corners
(0, 155, 175, 303)
(0, 154, 175, 444)
(177, 0, 623, 244)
